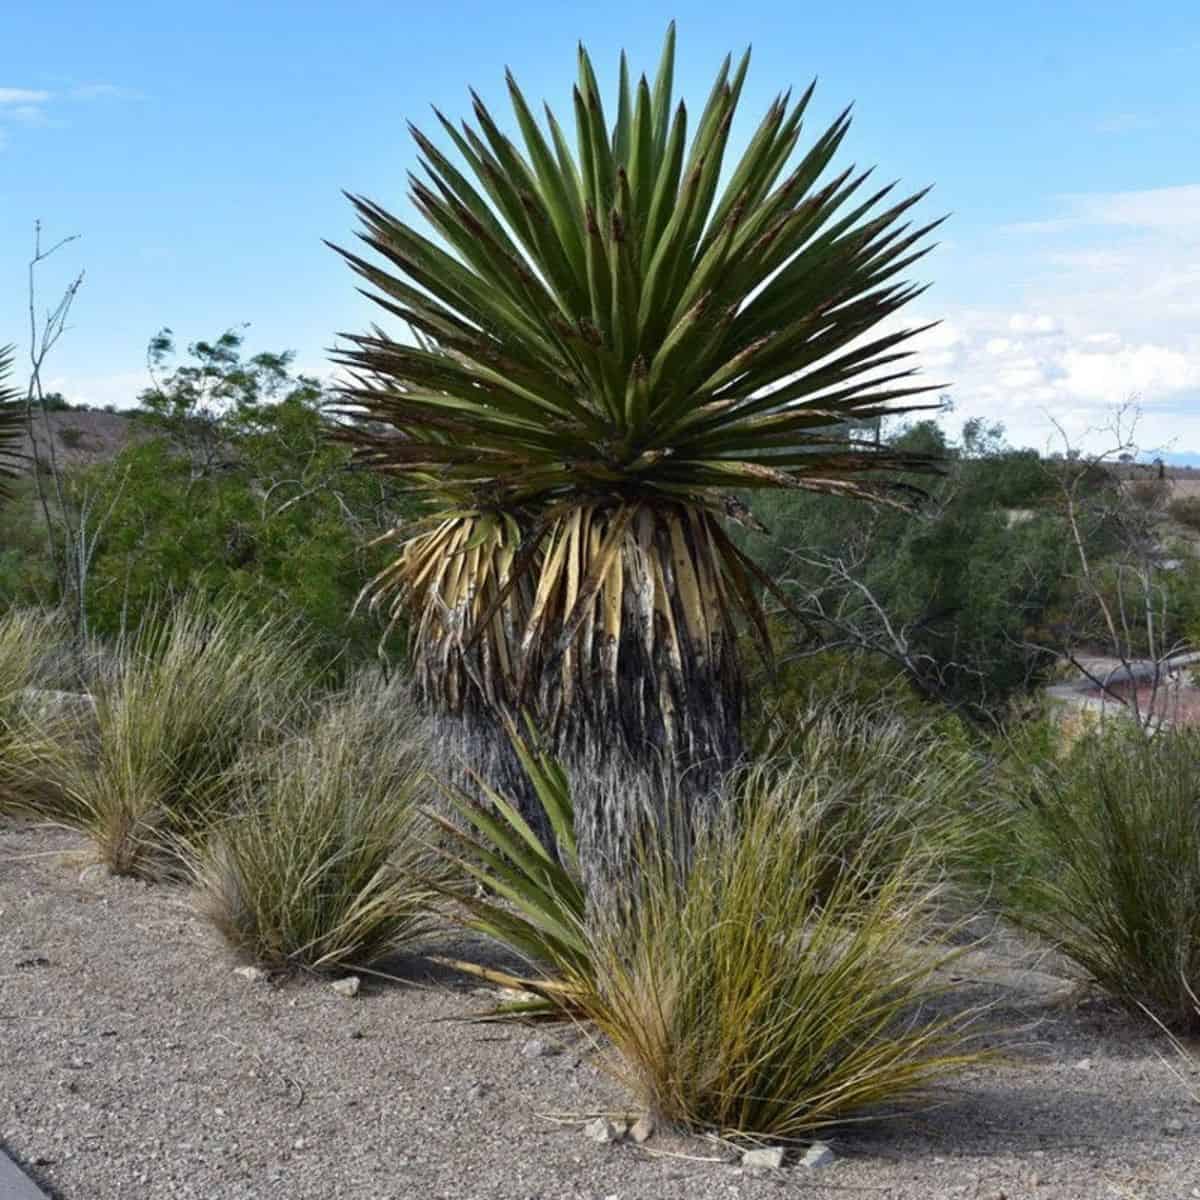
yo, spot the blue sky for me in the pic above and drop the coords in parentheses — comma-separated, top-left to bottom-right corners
(2, 0, 1198, 458)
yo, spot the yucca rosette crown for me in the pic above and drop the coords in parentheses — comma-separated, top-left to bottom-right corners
(331, 26, 942, 765)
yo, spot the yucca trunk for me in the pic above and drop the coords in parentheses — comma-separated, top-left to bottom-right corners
(395, 500, 744, 837)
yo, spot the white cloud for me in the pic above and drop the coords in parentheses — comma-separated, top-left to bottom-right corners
(1060, 343, 1200, 404)
(1007, 313, 1059, 334)
(43, 370, 147, 411)
(891, 180, 1200, 454)
(0, 87, 50, 105)
(0, 81, 138, 148)
(8, 104, 48, 126)
(0, 86, 51, 138)
(893, 309, 1200, 456)
(1014, 184, 1200, 236)
(1048, 249, 1135, 272)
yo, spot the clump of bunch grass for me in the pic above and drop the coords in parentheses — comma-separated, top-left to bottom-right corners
(0, 608, 83, 817)
(64, 598, 309, 878)
(193, 672, 447, 972)
(440, 732, 989, 1134)
(577, 780, 987, 1138)
(999, 724, 1200, 1032)
(749, 703, 993, 901)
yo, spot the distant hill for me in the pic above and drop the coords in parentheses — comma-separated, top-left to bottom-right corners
(17, 410, 142, 471)
(1112, 460, 1200, 502)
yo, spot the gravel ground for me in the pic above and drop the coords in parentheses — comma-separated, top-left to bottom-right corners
(3, 818, 1199, 1200)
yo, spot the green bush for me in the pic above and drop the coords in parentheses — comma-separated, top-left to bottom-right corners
(1000, 725, 1200, 1032)
(62, 598, 308, 878)
(193, 673, 446, 972)
(1168, 494, 1200, 533)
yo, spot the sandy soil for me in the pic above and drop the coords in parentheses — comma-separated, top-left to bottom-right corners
(1079, 682, 1200, 728)
(3, 819, 1199, 1200)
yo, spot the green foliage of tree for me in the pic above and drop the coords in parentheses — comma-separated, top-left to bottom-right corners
(0, 477, 59, 606)
(748, 420, 1101, 723)
(1, 329, 413, 673)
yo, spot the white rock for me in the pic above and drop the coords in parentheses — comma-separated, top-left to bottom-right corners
(331, 975, 361, 997)
(521, 1036, 560, 1058)
(583, 1117, 625, 1144)
(801, 1141, 835, 1169)
(233, 965, 268, 983)
(742, 1145, 785, 1169)
(629, 1113, 656, 1144)
(1073, 1057, 1093, 1071)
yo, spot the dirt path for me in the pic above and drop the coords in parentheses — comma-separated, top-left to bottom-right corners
(2, 820, 1198, 1200)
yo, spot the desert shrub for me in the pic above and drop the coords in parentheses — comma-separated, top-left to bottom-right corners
(1128, 477, 1169, 511)
(1000, 724, 1200, 1031)
(1168, 495, 1200, 533)
(0, 608, 82, 816)
(441, 736, 988, 1135)
(193, 673, 445, 972)
(63, 598, 309, 877)
(743, 703, 995, 900)
(741, 635, 929, 745)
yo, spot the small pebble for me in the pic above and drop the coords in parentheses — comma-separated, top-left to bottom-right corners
(801, 1141, 835, 1169)
(582, 1117, 624, 1144)
(629, 1113, 656, 1144)
(331, 975, 361, 997)
(742, 1145, 785, 1170)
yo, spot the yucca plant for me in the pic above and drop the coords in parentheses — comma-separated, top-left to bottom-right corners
(429, 728, 592, 1017)
(332, 26, 943, 821)
(0, 344, 28, 495)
